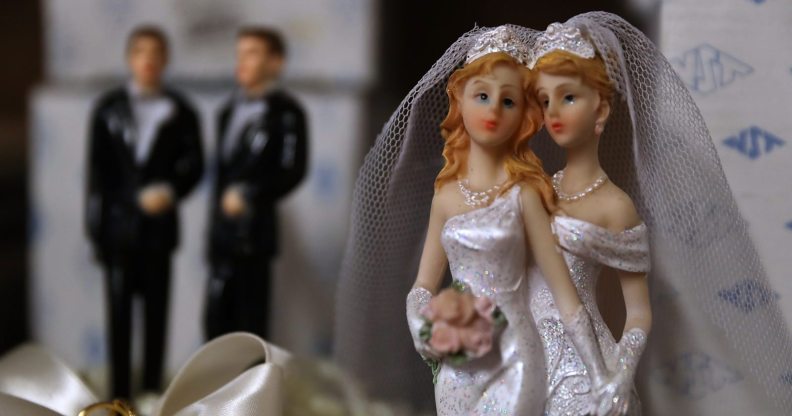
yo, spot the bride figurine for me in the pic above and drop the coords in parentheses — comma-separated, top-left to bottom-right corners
(526, 13, 792, 415)
(527, 21, 651, 416)
(404, 26, 599, 415)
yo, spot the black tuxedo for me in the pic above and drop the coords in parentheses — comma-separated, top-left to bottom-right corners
(205, 89, 308, 340)
(87, 87, 204, 253)
(86, 85, 203, 398)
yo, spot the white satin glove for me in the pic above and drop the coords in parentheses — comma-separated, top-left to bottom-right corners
(406, 287, 441, 360)
(563, 305, 611, 396)
(595, 328, 647, 416)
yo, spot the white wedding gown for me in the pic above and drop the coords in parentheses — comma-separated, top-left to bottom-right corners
(530, 215, 650, 415)
(435, 185, 546, 415)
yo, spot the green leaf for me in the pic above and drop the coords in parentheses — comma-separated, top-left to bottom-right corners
(419, 322, 432, 342)
(492, 307, 508, 327)
(451, 280, 469, 293)
(425, 358, 441, 384)
(447, 352, 469, 366)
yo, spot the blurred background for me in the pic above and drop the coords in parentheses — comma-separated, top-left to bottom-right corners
(1, 0, 790, 408)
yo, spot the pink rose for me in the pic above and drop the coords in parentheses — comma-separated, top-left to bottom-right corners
(459, 317, 494, 358)
(425, 289, 477, 326)
(429, 321, 462, 353)
(420, 304, 436, 321)
(474, 296, 496, 322)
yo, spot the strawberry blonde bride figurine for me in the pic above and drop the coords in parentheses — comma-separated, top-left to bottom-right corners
(404, 27, 571, 415)
(525, 13, 792, 415)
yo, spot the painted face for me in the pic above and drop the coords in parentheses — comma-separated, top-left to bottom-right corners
(127, 36, 166, 87)
(460, 64, 526, 149)
(534, 72, 602, 148)
(236, 36, 282, 89)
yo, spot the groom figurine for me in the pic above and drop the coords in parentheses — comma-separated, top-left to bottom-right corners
(86, 26, 204, 398)
(205, 27, 308, 340)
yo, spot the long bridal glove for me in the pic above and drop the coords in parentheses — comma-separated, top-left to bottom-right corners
(406, 287, 441, 360)
(563, 305, 611, 411)
(596, 327, 648, 416)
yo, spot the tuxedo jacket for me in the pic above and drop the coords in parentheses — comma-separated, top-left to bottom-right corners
(208, 89, 308, 259)
(86, 86, 204, 257)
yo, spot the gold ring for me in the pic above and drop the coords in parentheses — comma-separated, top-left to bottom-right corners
(78, 399, 136, 416)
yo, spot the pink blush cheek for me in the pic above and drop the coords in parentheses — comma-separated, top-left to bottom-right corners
(461, 110, 484, 138)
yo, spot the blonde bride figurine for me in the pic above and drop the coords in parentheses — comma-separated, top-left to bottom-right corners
(525, 13, 792, 416)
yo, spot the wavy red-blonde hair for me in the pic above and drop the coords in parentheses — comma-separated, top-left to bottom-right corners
(435, 52, 555, 212)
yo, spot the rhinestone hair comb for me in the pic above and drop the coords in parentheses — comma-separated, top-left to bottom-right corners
(529, 22, 596, 68)
(466, 26, 532, 66)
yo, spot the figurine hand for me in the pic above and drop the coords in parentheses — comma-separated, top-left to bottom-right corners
(222, 186, 247, 218)
(595, 327, 647, 416)
(406, 287, 443, 361)
(138, 183, 174, 215)
(594, 371, 632, 416)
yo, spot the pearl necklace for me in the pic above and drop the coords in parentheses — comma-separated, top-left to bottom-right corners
(552, 170, 608, 202)
(457, 179, 502, 207)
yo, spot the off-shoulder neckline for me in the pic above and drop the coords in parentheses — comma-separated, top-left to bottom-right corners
(553, 215, 646, 237)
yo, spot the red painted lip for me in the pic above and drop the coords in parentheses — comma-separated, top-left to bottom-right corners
(484, 120, 498, 130)
(549, 122, 564, 132)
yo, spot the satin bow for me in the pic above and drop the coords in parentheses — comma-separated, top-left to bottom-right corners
(0, 332, 290, 416)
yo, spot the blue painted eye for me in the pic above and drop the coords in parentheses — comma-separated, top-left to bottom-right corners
(564, 94, 575, 104)
(477, 93, 489, 102)
(503, 98, 515, 108)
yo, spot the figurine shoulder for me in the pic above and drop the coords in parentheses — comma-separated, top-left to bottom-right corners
(90, 87, 126, 121)
(517, 183, 544, 211)
(93, 87, 126, 109)
(437, 179, 461, 194)
(433, 181, 457, 204)
(163, 88, 199, 115)
(217, 97, 234, 119)
(270, 90, 305, 115)
(431, 181, 459, 219)
(601, 184, 641, 230)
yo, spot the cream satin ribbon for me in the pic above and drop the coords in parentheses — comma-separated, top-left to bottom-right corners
(0, 332, 291, 416)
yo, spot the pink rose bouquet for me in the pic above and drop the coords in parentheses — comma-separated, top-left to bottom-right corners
(419, 282, 507, 366)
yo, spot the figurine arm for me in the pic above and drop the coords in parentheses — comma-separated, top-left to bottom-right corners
(520, 186, 612, 398)
(619, 271, 651, 336)
(597, 197, 651, 415)
(168, 106, 204, 200)
(608, 270, 650, 388)
(592, 270, 649, 416)
(519, 187, 582, 318)
(407, 193, 449, 360)
(243, 106, 308, 203)
(607, 196, 652, 336)
(138, 106, 204, 215)
(413, 193, 449, 294)
(85, 106, 110, 245)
